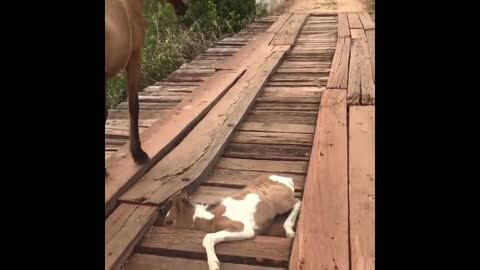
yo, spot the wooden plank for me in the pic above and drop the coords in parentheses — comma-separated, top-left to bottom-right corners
(254, 102, 320, 112)
(256, 96, 321, 103)
(358, 12, 375, 30)
(123, 254, 285, 270)
(338, 13, 351, 37)
(203, 169, 305, 191)
(267, 13, 293, 34)
(351, 29, 367, 39)
(120, 51, 286, 205)
(348, 39, 375, 104)
(289, 90, 348, 270)
(138, 227, 292, 262)
(215, 158, 307, 174)
(271, 13, 309, 46)
(105, 70, 244, 216)
(366, 30, 375, 81)
(216, 33, 276, 70)
(105, 204, 158, 270)
(191, 186, 303, 205)
(231, 131, 313, 145)
(347, 12, 363, 29)
(238, 122, 315, 134)
(327, 37, 351, 89)
(224, 143, 311, 161)
(349, 106, 375, 270)
(245, 114, 317, 125)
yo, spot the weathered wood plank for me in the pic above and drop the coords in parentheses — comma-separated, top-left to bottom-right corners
(245, 114, 318, 125)
(271, 13, 309, 46)
(366, 30, 375, 81)
(238, 122, 315, 134)
(231, 131, 314, 145)
(338, 13, 350, 37)
(120, 51, 286, 205)
(105, 70, 244, 215)
(215, 158, 308, 174)
(358, 12, 375, 30)
(267, 13, 293, 34)
(253, 102, 319, 111)
(223, 143, 311, 161)
(327, 37, 351, 89)
(203, 169, 305, 191)
(351, 29, 367, 39)
(105, 204, 158, 270)
(289, 90, 348, 270)
(348, 39, 375, 104)
(123, 254, 285, 270)
(139, 227, 292, 262)
(349, 106, 375, 270)
(191, 186, 302, 205)
(347, 12, 363, 29)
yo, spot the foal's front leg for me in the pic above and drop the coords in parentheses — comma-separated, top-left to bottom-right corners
(126, 51, 149, 164)
(283, 199, 302, 238)
(202, 229, 255, 270)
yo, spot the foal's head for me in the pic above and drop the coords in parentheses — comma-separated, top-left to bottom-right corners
(164, 191, 196, 228)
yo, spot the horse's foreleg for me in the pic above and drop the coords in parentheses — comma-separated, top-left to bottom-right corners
(126, 51, 149, 164)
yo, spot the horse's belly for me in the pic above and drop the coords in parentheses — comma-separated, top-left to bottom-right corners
(105, 18, 132, 77)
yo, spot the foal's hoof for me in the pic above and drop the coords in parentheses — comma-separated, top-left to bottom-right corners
(132, 149, 149, 164)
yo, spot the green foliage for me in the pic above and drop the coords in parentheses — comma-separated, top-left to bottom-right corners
(106, 0, 256, 109)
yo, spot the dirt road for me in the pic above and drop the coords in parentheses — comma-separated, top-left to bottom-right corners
(277, 0, 367, 14)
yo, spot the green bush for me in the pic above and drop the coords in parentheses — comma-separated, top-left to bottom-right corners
(106, 0, 256, 109)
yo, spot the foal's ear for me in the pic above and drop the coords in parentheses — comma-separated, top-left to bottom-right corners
(173, 190, 191, 207)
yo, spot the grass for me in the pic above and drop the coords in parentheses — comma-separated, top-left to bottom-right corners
(368, 0, 375, 20)
(106, 0, 257, 109)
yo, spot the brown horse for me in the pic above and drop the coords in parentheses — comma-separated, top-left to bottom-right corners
(105, 0, 189, 165)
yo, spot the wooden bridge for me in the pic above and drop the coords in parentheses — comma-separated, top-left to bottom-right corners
(105, 9, 375, 270)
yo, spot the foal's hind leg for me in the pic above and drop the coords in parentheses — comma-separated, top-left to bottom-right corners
(202, 229, 255, 270)
(126, 51, 149, 164)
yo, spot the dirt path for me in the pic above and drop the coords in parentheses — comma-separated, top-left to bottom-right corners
(276, 0, 367, 14)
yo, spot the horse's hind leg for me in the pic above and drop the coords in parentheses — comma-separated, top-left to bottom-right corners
(126, 51, 149, 164)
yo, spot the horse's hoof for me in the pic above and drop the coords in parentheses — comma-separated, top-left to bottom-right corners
(132, 148, 149, 164)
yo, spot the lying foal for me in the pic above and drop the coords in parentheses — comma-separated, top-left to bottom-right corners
(164, 175, 302, 270)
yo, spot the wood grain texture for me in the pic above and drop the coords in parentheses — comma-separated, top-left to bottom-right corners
(105, 204, 158, 270)
(120, 51, 286, 205)
(105, 70, 244, 216)
(289, 90, 349, 270)
(231, 131, 314, 145)
(358, 12, 375, 30)
(348, 39, 375, 105)
(215, 158, 308, 174)
(327, 37, 351, 89)
(237, 122, 315, 134)
(366, 30, 375, 81)
(223, 143, 311, 161)
(349, 106, 375, 270)
(347, 13, 363, 29)
(338, 13, 350, 37)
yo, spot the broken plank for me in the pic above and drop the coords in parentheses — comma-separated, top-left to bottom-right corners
(105, 204, 158, 270)
(349, 106, 375, 270)
(271, 13, 309, 46)
(223, 143, 311, 161)
(289, 90, 348, 270)
(238, 122, 315, 134)
(105, 70, 244, 216)
(338, 13, 350, 37)
(366, 30, 375, 81)
(347, 12, 363, 29)
(231, 131, 313, 145)
(204, 169, 305, 191)
(138, 227, 292, 262)
(327, 37, 351, 89)
(120, 51, 286, 205)
(215, 157, 307, 174)
(358, 12, 375, 30)
(123, 254, 285, 270)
